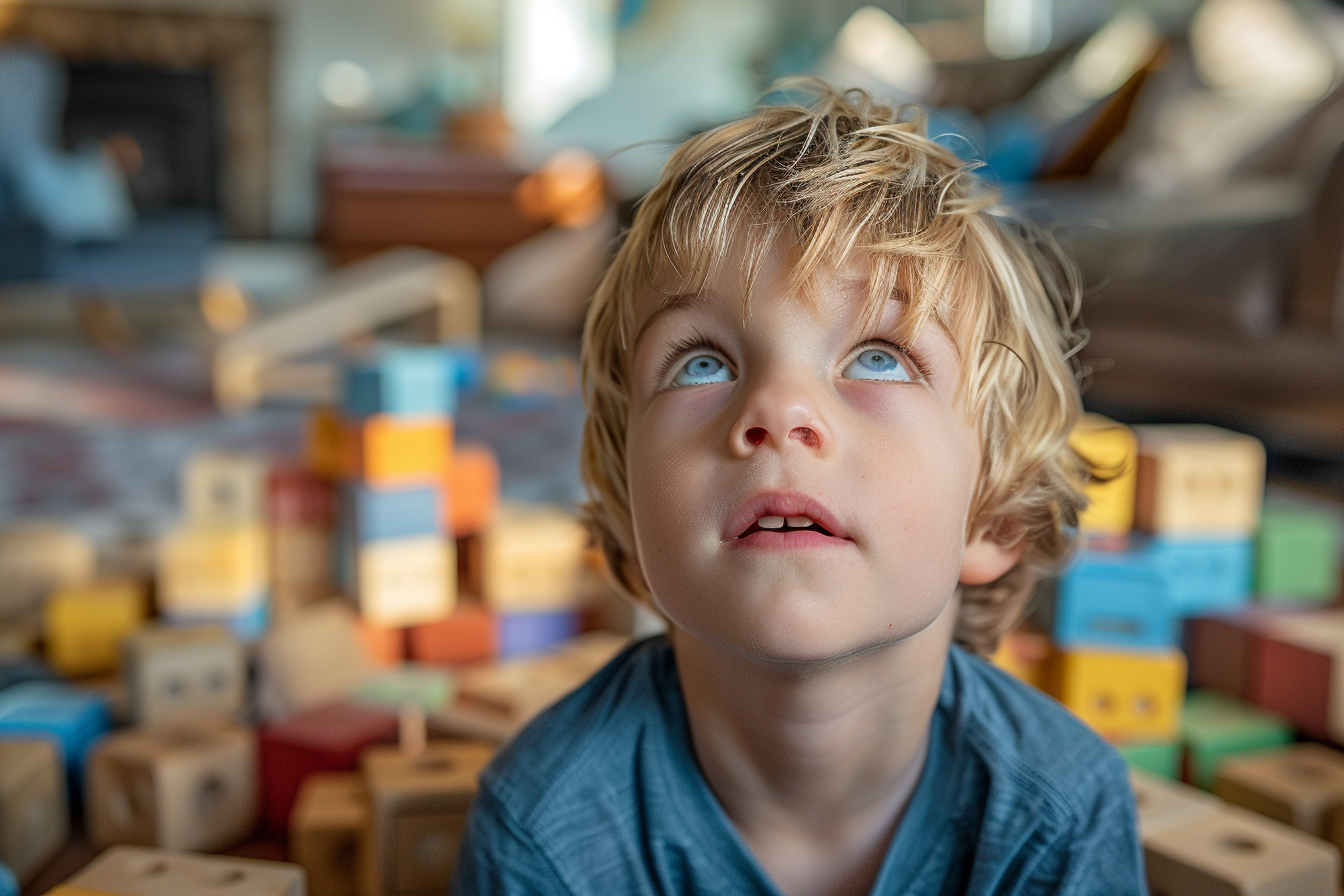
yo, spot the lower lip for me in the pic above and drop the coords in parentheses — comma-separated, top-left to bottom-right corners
(731, 530, 852, 550)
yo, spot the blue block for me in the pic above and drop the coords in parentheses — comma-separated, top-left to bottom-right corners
(0, 863, 16, 896)
(1055, 549, 1177, 650)
(348, 484, 442, 542)
(0, 681, 110, 797)
(1144, 536, 1253, 617)
(343, 347, 456, 418)
(446, 343, 485, 393)
(498, 610, 581, 659)
(162, 598, 269, 643)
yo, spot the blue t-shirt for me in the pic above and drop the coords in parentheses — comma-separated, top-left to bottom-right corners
(454, 636, 1146, 895)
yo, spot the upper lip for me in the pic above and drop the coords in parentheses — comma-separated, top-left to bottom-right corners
(722, 491, 852, 541)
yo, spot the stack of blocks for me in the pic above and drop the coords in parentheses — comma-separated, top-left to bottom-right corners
(157, 450, 271, 640)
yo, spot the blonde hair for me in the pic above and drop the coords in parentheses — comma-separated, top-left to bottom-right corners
(580, 80, 1090, 655)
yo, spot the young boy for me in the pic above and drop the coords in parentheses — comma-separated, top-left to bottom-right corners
(454, 81, 1146, 895)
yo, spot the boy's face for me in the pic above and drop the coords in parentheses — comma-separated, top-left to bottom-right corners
(624, 240, 1019, 666)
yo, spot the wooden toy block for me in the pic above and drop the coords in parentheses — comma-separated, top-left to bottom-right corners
(1251, 611, 1344, 743)
(43, 580, 147, 678)
(1185, 609, 1301, 701)
(357, 536, 455, 627)
(457, 534, 483, 600)
(1181, 690, 1295, 791)
(270, 524, 333, 622)
(343, 347, 454, 420)
(445, 445, 500, 538)
(358, 620, 408, 668)
(482, 505, 588, 612)
(1049, 647, 1185, 742)
(307, 406, 345, 479)
(989, 629, 1051, 691)
(410, 605, 498, 665)
(61, 845, 304, 896)
(354, 667, 455, 713)
(86, 722, 257, 851)
(1068, 414, 1138, 536)
(156, 523, 268, 613)
(1130, 769, 1222, 840)
(0, 740, 67, 884)
(348, 485, 442, 543)
(1134, 424, 1265, 537)
(1054, 551, 1177, 650)
(1119, 742, 1183, 779)
(1257, 498, 1343, 603)
(182, 450, 266, 526)
(0, 682, 110, 795)
(123, 625, 246, 726)
(361, 740, 494, 896)
(289, 772, 368, 896)
(498, 608, 581, 659)
(256, 603, 370, 719)
(1144, 805, 1339, 896)
(0, 521, 94, 626)
(341, 416, 451, 486)
(259, 702, 397, 834)
(267, 466, 336, 527)
(1215, 743, 1344, 838)
(1146, 536, 1253, 618)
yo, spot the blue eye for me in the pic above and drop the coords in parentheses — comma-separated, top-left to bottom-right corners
(673, 354, 733, 387)
(843, 348, 912, 382)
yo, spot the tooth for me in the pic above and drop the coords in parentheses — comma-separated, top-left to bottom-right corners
(758, 516, 785, 529)
(786, 516, 812, 528)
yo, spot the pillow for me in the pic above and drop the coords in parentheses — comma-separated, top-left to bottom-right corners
(13, 144, 135, 242)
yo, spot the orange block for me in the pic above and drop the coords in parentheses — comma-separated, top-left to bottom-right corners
(447, 445, 500, 537)
(410, 604, 498, 665)
(357, 619, 406, 667)
(342, 416, 451, 486)
(306, 406, 343, 479)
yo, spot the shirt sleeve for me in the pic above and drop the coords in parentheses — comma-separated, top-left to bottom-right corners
(453, 787, 574, 896)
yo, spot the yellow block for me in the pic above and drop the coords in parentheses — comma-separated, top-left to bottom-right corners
(1051, 647, 1186, 743)
(357, 535, 455, 626)
(1069, 414, 1138, 536)
(306, 406, 343, 479)
(483, 504, 588, 612)
(44, 580, 147, 677)
(1135, 425, 1265, 536)
(158, 524, 268, 613)
(341, 415, 451, 486)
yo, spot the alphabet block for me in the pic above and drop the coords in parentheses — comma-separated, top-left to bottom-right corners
(1215, 743, 1344, 838)
(361, 740, 493, 896)
(255, 603, 370, 719)
(1257, 497, 1342, 603)
(1130, 769, 1221, 840)
(1181, 690, 1294, 790)
(157, 523, 268, 613)
(0, 682, 110, 795)
(182, 450, 266, 526)
(357, 536, 454, 627)
(343, 348, 454, 419)
(44, 581, 147, 678)
(0, 740, 67, 885)
(0, 522, 94, 627)
(1146, 536, 1253, 618)
(1054, 550, 1177, 650)
(1135, 425, 1265, 537)
(498, 608, 581, 659)
(1185, 608, 1305, 701)
(86, 722, 257, 851)
(410, 605, 498, 666)
(289, 772, 368, 896)
(123, 626, 246, 726)
(1250, 611, 1344, 743)
(258, 702, 397, 834)
(1069, 414, 1138, 537)
(482, 505, 587, 612)
(1144, 806, 1338, 896)
(445, 446, 499, 538)
(342, 417, 451, 486)
(60, 845, 304, 896)
(348, 486, 441, 543)
(1049, 647, 1185, 742)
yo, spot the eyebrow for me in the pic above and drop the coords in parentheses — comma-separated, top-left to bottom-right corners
(630, 290, 720, 357)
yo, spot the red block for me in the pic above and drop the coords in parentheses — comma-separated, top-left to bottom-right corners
(1252, 634, 1335, 742)
(410, 604, 498, 665)
(258, 701, 398, 833)
(267, 467, 335, 527)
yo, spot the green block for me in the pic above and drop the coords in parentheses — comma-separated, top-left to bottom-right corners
(1118, 741, 1181, 779)
(1180, 690, 1294, 790)
(354, 665, 456, 712)
(1257, 500, 1342, 603)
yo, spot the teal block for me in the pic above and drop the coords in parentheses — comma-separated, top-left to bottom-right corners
(1180, 689, 1294, 790)
(1257, 499, 1342, 603)
(1118, 741, 1181, 779)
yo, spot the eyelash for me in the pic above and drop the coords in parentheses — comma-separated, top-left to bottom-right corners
(655, 335, 929, 386)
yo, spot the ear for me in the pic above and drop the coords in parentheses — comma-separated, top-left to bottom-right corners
(959, 518, 1027, 586)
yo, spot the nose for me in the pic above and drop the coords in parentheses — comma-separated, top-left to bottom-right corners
(729, 374, 833, 459)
